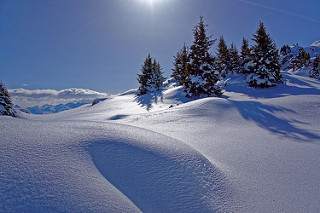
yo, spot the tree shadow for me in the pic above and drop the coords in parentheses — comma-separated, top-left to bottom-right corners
(225, 74, 320, 99)
(134, 90, 164, 111)
(232, 100, 320, 143)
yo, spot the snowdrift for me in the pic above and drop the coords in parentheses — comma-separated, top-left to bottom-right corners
(0, 119, 231, 212)
(1, 70, 320, 212)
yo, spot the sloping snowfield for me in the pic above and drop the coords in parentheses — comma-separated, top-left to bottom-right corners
(1, 73, 320, 212)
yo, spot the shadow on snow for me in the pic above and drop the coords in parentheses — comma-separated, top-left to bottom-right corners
(87, 140, 230, 212)
(232, 100, 320, 143)
(225, 74, 320, 99)
(134, 90, 164, 111)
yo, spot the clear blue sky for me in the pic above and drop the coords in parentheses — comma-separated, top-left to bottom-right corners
(1, 0, 319, 94)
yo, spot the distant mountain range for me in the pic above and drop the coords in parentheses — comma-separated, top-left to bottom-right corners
(15, 101, 90, 115)
(15, 98, 109, 115)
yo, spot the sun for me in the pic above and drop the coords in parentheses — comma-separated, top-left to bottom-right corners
(143, 0, 157, 3)
(133, 0, 167, 11)
(139, 0, 163, 6)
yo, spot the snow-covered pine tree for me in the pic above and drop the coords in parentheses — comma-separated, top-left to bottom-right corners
(229, 43, 241, 74)
(248, 22, 282, 88)
(184, 17, 222, 97)
(137, 54, 165, 95)
(301, 49, 311, 67)
(152, 59, 165, 90)
(310, 56, 320, 79)
(216, 36, 230, 77)
(240, 38, 252, 74)
(172, 44, 190, 85)
(280, 44, 294, 69)
(292, 48, 311, 71)
(137, 54, 154, 95)
(0, 82, 16, 117)
(280, 45, 291, 55)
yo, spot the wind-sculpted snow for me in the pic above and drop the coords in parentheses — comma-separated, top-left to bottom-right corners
(87, 131, 231, 212)
(0, 119, 140, 212)
(2, 73, 320, 212)
(0, 118, 231, 212)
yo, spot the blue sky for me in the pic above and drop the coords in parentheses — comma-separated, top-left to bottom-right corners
(1, 0, 319, 94)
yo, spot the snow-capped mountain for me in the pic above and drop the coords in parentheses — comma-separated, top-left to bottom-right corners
(25, 101, 90, 114)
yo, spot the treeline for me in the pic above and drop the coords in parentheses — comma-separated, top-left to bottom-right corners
(137, 17, 283, 97)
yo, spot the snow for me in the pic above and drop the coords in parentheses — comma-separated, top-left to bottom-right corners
(311, 40, 320, 48)
(1, 71, 320, 212)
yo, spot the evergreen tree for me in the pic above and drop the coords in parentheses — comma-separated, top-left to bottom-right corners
(0, 82, 16, 117)
(184, 17, 222, 97)
(248, 22, 282, 88)
(240, 38, 252, 74)
(280, 45, 291, 55)
(216, 36, 230, 77)
(300, 49, 311, 67)
(310, 56, 320, 79)
(152, 59, 165, 90)
(137, 54, 165, 95)
(172, 44, 190, 85)
(290, 48, 311, 72)
(279, 44, 294, 69)
(229, 43, 241, 74)
(137, 54, 154, 95)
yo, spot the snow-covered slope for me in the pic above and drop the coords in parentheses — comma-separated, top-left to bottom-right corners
(1, 73, 320, 212)
(281, 41, 320, 76)
(311, 40, 320, 48)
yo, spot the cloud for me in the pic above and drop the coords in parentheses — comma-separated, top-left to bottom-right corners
(9, 88, 109, 108)
(234, 0, 320, 23)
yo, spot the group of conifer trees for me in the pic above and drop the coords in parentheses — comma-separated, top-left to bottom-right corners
(137, 54, 166, 95)
(172, 18, 282, 96)
(137, 17, 283, 97)
(281, 45, 320, 79)
(172, 17, 222, 98)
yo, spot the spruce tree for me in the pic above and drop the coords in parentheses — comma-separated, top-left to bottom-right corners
(137, 54, 165, 95)
(152, 59, 165, 90)
(184, 17, 222, 97)
(229, 43, 241, 74)
(310, 56, 320, 79)
(291, 48, 311, 72)
(172, 44, 190, 85)
(280, 45, 291, 55)
(240, 38, 251, 74)
(248, 22, 282, 88)
(216, 36, 230, 77)
(137, 54, 154, 95)
(0, 82, 16, 117)
(280, 45, 294, 69)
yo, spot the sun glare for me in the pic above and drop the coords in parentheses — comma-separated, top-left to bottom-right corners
(139, 0, 164, 7)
